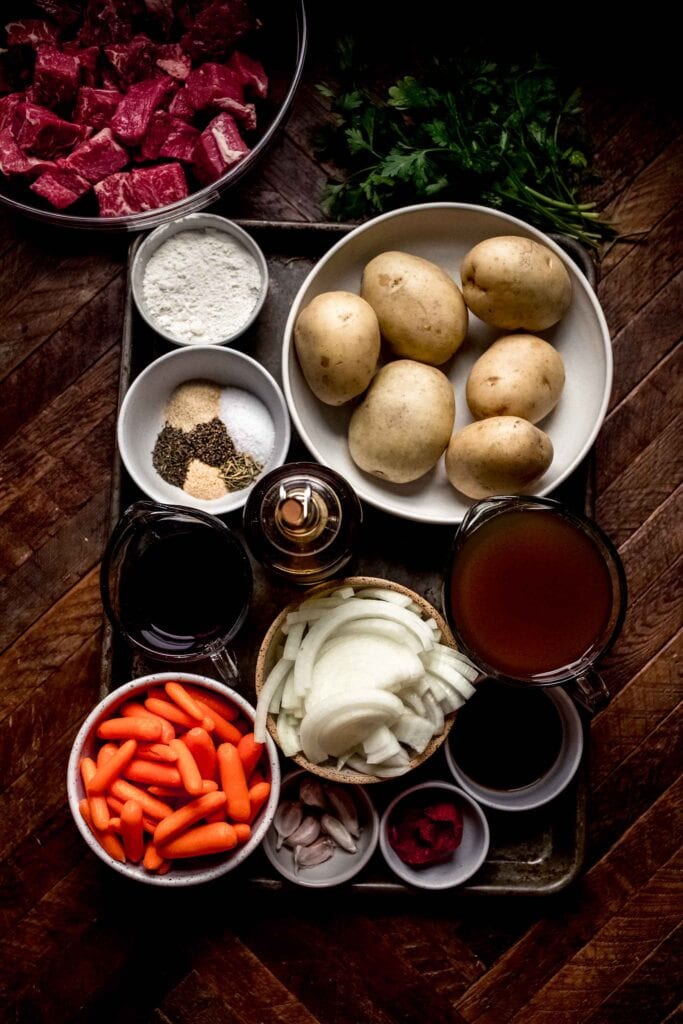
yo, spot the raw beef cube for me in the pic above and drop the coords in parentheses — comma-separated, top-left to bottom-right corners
(73, 87, 121, 129)
(154, 44, 191, 81)
(5, 20, 59, 50)
(0, 128, 54, 178)
(228, 51, 268, 99)
(181, 1, 254, 60)
(62, 43, 100, 88)
(168, 88, 194, 122)
(111, 75, 174, 145)
(0, 50, 11, 94)
(104, 35, 154, 87)
(139, 109, 168, 160)
(33, 2, 80, 28)
(63, 126, 128, 182)
(185, 62, 256, 129)
(94, 171, 136, 215)
(79, 0, 133, 46)
(142, 0, 174, 32)
(159, 118, 200, 163)
(129, 162, 188, 210)
(30, 164, 89, 207)
(0, 92, 23, 132)
(33, 46, 80, 107)
(13, 103, 89, 158)
(192, 112, 248, 184)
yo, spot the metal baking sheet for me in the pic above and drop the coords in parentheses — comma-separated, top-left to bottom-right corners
(103, 219, 592, 895)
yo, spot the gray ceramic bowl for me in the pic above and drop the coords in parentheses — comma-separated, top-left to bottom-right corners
(380, 781, 490, 890)
(117, 344, 291, 514)
(67, 673, 281, 887)
(444, 686, 583, 811)
(131, 213, 269, 346)
(261, 769, 380, 887)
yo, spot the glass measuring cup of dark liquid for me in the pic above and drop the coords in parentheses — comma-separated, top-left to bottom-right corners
(101, 501, 252, 686)
(443, 495, 627, 711)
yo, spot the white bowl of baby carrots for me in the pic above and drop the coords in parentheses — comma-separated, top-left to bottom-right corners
(67, 672, 281, 886)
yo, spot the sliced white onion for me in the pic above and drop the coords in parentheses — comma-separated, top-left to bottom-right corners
(276, 712, 302, 757)
(330, 617, 423, 653)
(283, 620, 306, 662)
(356, 587, 413, 607)
(255, 657, 293, 743)
(394, 712, 435, 754)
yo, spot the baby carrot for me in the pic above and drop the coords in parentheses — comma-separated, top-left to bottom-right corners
(142, 841, 164, 871)
(79, 799, 126, 863)
(88, 739, 137, 794)
(148, 779, 217, 798)
(145, 697, 214, 733)
(124, 760, 182, 788)
(182, 727, 216, 780)
(196, 699, 241, 744)
(205, 805, 226, 824)
(158, 822, 237, 859)
(234, 823, 251, 844)
(183, 686, 239, 722)
(121, 702, 175, 743)
(153, 790, 227, 847)
(107, 795, 157, 834)
(137, 742, 178, 763)
(237, 733, 264, 780)
(169, 738, 203, 796)
(156, 860, 172, 875)
(97, 718, 162, 742)
(247, 780, 271, 824)
(165, 682, 205, 722)
(250, 770, 266, 788)
(97, 743, 119, 767)
(110, 779, 173, 820)
(80, 757, 111, 831)
(217, 742, 250, 822)
(120, 800, 145, 862)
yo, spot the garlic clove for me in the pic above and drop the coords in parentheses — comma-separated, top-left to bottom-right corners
(274, 800, 304, 850)
(299, 777, 326, 809)
(294, 837, 335, 873)
(321, 813, 357, 853)
(285, 815, 321, 848)
(326, 786, 361, 837)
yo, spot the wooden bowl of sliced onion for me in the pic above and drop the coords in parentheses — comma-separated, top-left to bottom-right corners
(253, 577, 479, 784)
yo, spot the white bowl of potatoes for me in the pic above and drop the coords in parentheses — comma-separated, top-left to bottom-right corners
(282, 202, 611, 525)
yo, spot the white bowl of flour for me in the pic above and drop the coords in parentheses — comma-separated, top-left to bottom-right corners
(118, 345, 291, 515)
(132, 213, 269, 346)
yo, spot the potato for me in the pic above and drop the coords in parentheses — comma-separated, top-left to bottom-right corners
(294, 291, 380, 406)
(361, 251, 468, 365)
(445, 417, 553, 498)
(466, 334, 565, 424)
(349, 360, 455, 483)
(461, 236, 572, 331)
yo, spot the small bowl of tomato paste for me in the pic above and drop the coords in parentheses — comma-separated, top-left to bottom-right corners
(379, 781, 489, 890)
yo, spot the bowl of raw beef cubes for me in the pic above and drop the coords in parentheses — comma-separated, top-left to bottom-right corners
(0, 0, 306, 230)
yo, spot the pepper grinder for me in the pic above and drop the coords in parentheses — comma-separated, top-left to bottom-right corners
(243, 462, 363, 585)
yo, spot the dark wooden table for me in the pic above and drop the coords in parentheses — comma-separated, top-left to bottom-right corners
(1, 22, 681, 1024)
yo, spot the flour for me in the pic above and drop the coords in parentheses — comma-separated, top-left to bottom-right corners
(143, 228, 262, 344)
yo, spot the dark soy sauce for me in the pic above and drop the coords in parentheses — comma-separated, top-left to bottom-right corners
(451, 680, 563, 790)
(118, 522, 249, 657)
(449, 509, 613, 680)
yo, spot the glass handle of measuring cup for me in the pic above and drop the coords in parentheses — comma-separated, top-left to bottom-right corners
(209, 646, 242, 688)
(568, 668, 610, 713)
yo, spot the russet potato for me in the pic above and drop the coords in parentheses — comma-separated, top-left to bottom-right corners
(294, 291, 380, 406)
(348, 359, 455, 483)
(461, 236, 572, 331)
(466, 333, 565, 424)
(445, 416, 553, 498)
(361, 251, 468, 365)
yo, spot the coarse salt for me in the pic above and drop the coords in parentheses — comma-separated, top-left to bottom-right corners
(219, 386, 274, 465)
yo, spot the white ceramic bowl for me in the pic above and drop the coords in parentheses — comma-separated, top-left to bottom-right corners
(380, 781, 490, 890)
(261, 769, 380, 887)
(131, 214, 269, 347)
(67, 673, 281, 887)
(444, 686, 584, 811)
(282, 202, 612, 525)
(118, 344, 291, 514)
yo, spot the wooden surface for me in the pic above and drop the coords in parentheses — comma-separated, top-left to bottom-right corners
(1, 19, 682, 1024)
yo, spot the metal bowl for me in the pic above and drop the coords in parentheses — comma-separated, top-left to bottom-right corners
(0, 0, 307, 232)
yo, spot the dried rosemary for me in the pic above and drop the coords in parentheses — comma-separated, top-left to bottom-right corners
(220, 452, 263, 491)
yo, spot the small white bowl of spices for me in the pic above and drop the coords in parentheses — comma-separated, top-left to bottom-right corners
(118, 346, 290, 514)
(132, 213, 268, 347)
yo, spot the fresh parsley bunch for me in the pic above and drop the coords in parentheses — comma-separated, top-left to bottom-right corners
(316, 48, 610, 246)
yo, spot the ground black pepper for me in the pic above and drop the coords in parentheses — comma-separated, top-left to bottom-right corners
(189, 417, 234, 467)
(152, 425, 193, 487)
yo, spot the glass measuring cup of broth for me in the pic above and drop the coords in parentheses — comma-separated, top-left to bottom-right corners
(101, 501, 252, 686)
(443, 496, 627, 711)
